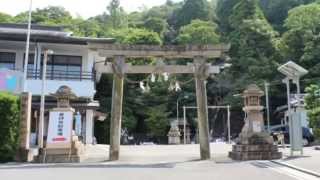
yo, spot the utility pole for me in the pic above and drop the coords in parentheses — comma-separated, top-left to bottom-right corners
(23, 0, 33, 91)
(227, 105, 231, 144)
(176, 99, 179, 123)
(38, 49, 53, 148)
(183, 106, 186, 144)
(264, 81, 271, 132)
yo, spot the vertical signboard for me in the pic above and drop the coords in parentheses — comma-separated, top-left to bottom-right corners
(47, 111, 73, 149)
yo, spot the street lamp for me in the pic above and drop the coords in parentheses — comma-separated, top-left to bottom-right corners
(38, 49, 53, 149)
(278, 61, 308, 156)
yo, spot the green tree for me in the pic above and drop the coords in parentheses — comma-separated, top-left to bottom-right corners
(209, 0, 219, 21)
(71, 18, 102, 37)
(0, 92, 20, 162)
(229, 0, 266, 28)
(144, 17, 168, 37)
(175, 0, 210, 28)
(109, 28, 162, 45)
(177, 20, 220, 44)
(305, 84, 320, 139)
(259, 0, 315, 31)
(216, 0, 239, 35)
(228, 0, 280, 82)
(145, 105, 170, 141)
(107, 0, 127, 29)
(218, 0, 281, 109)
(0, 12, 13, 23)
(13, 6, 105, 37)
(280, 3, 320, 79)
(14, 6, 73, 25)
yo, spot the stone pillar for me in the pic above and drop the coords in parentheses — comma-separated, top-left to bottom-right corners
(194, 56, 211, 160)
(109, 56, 125, 161)
(17, 92, 33, 162)
(85, 109, 94, 144)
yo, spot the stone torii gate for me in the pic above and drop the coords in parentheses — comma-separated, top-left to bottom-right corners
(89, 44, 229, 161)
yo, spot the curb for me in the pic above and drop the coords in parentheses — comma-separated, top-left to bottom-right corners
(270, 160, 320, 178)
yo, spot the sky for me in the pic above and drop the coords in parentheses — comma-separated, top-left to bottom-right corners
(0, 0, 183, 19)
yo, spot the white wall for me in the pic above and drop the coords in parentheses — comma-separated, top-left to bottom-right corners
(26, 79, 95, 97)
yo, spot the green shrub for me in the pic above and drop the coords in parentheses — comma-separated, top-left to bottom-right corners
(305, 85, 320, 140)
(0, 92, 20, 162)
(313, 128, 320, 140)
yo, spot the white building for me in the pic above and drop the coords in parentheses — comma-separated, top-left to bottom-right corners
(0, 23, 113, 145)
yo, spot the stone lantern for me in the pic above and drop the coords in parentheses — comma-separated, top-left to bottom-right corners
(38, 86, 85, 163)
(229, 84, 282, 160)
(241, 84, 265, 141)
(168, 121, 181, 144)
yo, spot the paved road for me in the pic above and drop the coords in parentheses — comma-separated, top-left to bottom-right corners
(277, 146, 320, 175)
(0, 143, 318, 180)
(0, 161, 304, 180)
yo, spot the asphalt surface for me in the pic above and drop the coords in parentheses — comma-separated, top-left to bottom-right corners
(0, 143, 318, 180)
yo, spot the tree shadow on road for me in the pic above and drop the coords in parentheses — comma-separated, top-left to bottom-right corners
(0, 159, 204, 170)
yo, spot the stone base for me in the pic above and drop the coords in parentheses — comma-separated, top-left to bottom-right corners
(229, 144, 282, 161)
(37, 154, 87, 163)
(168, 136, 181, 144)
(36, 148, 86, 163)
(36, 135, 86, 163)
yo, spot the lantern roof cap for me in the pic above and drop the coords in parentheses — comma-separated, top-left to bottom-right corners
(242, 84, 264, 97)
(51, 85, 77, 99)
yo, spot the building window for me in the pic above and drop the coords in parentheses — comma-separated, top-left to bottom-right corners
(25, 54, 43, 79)
(0, 52, 15, 70)
(26, 54, 83, 80)
(48, 55, 82, 80)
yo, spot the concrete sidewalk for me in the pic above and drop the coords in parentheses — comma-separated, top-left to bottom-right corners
(275, 146, 320, 175)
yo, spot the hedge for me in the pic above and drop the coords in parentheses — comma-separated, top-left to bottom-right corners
(0, 92, 20, 162)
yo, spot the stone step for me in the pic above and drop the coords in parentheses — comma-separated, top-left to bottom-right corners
(232, 144, 280, 152)
(229, 151, 282, 161)
(37, 154, 87, 163)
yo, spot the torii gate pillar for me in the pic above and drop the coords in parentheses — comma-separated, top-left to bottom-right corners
(109, 55, 125, 161)
(194, 56, 211, 160)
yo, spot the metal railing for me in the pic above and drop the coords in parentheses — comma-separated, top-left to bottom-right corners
(26, 69, 93, 81)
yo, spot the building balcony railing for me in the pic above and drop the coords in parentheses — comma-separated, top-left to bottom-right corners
(27, 69, 94, 81)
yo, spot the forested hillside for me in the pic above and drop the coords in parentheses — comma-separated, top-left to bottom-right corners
(2, 0, 320, 142)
